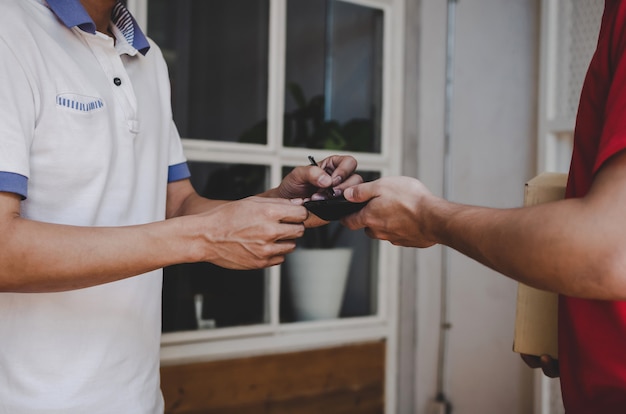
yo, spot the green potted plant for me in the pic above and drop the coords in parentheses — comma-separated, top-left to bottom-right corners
(282, 82, 374, 153)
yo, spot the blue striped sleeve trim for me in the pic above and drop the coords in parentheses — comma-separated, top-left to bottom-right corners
(168, 162, 191, 183)
(0, 172, 28, 199)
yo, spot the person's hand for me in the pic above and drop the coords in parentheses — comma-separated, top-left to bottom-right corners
(192, 196, 307, 270)
(520, 354, 560, 378)
(341, 176, 438, 248)
(274, 155, 363, 201)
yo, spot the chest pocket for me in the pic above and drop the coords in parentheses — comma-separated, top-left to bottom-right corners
(56, 93, 105, 113)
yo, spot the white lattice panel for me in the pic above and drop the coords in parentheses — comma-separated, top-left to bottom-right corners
(554, 0, 603, 121)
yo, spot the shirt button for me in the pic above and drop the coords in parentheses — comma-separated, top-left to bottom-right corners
(113, 77, 122, 86)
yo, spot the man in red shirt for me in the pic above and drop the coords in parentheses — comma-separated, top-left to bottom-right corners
(342, 1, 626, 411)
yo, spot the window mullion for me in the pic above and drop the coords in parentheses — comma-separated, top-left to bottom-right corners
(267, 0, 287, 330)
(267, 0, 287, 164)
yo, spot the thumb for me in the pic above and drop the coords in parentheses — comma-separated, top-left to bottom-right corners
(344, 183, 373, 203)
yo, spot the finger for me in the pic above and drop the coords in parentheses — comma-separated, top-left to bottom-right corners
(275, 223, 306, 241)
(226, 250, 287, 271)
(542, 365, 560, 378)
(272, 239, 298, 254)
(307, 164, 334, 189)
(254, 196, 305, 206)
(340, 207, 367, 230)
(520, 354, 542, 369)
(540, 355, 560, 378)
(265, 256, 286, 267)
(304, 212, 329, 228)
(253, 253, 289, 269)
(254, 240, 297, 268)
(252, 197, 308, 223)
(367, 228, 393, 243)
(320, 155, 358, 185)
(304, 164, 338, 200)
(309, 192, 329, 201)
(332, 173, 364, 194)
(272, 166, 321, 200)
(278, 207, 308, 224)
(266, 240, 302, 266)
(343, 181, 378, 203)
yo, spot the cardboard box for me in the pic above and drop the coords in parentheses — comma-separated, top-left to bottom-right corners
(512, 172, 567, 358)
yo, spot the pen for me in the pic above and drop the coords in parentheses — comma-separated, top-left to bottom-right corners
(308, 156, 335, 198)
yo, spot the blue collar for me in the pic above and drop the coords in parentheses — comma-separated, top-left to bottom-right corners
(46, 0, 150, 56)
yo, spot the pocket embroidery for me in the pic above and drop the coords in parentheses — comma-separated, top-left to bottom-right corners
(56, 94, 104, 113)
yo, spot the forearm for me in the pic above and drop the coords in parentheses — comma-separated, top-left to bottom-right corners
(0, 216, 197, 292)
(428, 197, 626, 299)
(166, 179, 228, 218)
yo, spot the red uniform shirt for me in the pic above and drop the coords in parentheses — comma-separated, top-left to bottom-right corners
(562, 1, 626, 411)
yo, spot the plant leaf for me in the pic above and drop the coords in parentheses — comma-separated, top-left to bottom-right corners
(286, 82, 307, 109)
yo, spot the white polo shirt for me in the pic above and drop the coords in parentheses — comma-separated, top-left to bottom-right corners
(0, 0, 189, 412)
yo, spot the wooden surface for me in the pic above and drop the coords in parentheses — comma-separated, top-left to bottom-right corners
(161, 341, 385, 413)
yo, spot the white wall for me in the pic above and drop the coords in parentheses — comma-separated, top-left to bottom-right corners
(409, 0, 540, 412)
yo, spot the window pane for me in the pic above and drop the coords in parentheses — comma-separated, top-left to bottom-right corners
(148, 0, 269, 143)
(284, 0, 383, 152)
(162, 162, 269, 333)
(279, 169, 381, 322)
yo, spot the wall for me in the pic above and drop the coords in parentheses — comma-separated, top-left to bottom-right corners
(407, 0, 540, 412)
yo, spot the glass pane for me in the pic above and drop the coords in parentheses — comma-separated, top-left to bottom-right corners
(162, 162, 269, 333)
(279, 169, 381, 322)
(284, 1, 383, 152)
(148, 0, 269, 143)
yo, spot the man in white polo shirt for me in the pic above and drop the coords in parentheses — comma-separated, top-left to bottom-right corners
(0, 0, 360, 412)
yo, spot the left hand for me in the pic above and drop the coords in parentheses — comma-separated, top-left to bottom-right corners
(269, 155, 362, 228)
(274, 155, 362, 200)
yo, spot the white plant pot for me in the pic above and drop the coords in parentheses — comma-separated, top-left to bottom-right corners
(284, 247, 353, 321)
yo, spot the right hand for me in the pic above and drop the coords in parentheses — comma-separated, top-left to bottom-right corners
(342, 176, 439, 248)
(520, 354, 560, 378)
(192, 196, 308, 270)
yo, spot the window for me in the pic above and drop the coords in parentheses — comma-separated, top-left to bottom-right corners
(128, 1, 405, 409)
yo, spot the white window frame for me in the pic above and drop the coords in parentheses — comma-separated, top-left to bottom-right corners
(127, 1, 406, 412)
(536, 0, 576, 176)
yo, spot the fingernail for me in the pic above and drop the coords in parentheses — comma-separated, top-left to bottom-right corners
(332, 176, 343, 185)
(343, 188, 353, 199)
